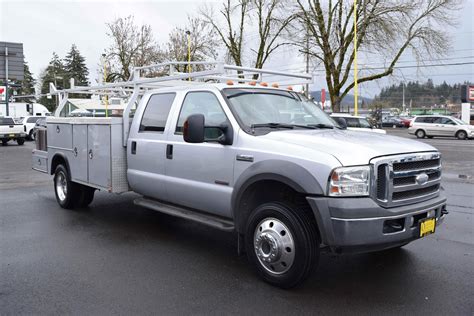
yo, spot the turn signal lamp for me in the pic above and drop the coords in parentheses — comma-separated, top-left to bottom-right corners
(271, 83, 279, 88)
(226, 80, 234, 85)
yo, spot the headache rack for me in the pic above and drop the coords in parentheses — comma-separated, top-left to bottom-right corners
(47, 61, 313, 146)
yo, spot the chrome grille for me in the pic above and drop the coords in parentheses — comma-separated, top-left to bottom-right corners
(372, 152, 441, 207)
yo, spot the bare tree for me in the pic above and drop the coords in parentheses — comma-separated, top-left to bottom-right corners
(105, 16, 163, 81)
(201, 0, 294, 74)
(166, 16, 219, 72)
(294, 0, 460, 112)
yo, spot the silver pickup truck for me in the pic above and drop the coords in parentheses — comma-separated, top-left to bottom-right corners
(32, 67, 447, 288)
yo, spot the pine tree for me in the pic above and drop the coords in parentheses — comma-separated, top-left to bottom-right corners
(21, 61, 36, 95)
(39, 52, 66, 111)
(64, 44, 89, 87)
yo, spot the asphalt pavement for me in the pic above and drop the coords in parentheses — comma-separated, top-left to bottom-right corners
(1, 137, 473, 315)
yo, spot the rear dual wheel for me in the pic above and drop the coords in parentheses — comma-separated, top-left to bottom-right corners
(245, 202, 320, 288)
(54, 164, 95, 209)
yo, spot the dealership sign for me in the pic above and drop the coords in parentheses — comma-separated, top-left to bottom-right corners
(0, 86, 5, 102)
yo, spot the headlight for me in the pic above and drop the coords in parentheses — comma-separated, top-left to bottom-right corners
(328, 166, 371, 197)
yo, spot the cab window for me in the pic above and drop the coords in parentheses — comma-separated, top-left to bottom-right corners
(139, 93, 176, 132)
(175, 92, 229, 139)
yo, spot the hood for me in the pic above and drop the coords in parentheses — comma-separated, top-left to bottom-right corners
(261, 129, 436, 166)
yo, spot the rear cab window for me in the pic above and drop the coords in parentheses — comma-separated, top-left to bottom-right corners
(0, 118, 15, 125)
(27, 117, 42, 123)
(139, 93, 176, 132)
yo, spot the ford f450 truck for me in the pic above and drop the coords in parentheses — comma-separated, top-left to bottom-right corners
(32, 63, 447, 288)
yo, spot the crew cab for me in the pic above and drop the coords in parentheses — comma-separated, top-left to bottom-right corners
(0, 116, 26, 146)
(32, 64, 448, 288)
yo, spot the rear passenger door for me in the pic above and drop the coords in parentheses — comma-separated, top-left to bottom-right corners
(164, 91, 235, 218)
(127, 93, 176, 201)
(421, 117, 437, 135)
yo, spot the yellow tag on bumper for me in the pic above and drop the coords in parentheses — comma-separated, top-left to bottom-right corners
(420, 218, 436, 237)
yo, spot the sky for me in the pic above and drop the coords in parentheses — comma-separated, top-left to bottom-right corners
(1, 0, 473, 98)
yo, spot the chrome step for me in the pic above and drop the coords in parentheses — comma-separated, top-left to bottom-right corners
(134, 197, 235, 232)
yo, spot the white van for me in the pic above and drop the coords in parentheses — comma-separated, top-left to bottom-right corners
(0, 103, 51, 118)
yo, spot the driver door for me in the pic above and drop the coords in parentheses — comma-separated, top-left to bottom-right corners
(164, 91, 235, 218)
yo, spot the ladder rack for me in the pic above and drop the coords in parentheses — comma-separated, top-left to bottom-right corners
(46, 61, 313, 146)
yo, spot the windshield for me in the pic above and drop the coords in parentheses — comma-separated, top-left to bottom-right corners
(452, 117, 466, 125)
(222, 88, 336, 133)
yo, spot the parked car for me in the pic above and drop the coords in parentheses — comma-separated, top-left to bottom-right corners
(398, 116, 413, 128)
(330, 113, 386, 134)
(0, 116, 27, 145)
(408, 115, 474, 140)
(20, 116, 46, 140)
(381, 116, 405, 128)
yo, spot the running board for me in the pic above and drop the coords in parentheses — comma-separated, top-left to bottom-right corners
(134, 197, 235, 232)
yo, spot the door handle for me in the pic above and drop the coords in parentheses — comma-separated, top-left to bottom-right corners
(166, 144, 173, 159)
(131, 141, 137, 155)
(88, 149, 93, 159)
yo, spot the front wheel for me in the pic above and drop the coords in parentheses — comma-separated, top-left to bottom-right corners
(2, 139, 8, 146)
(245, 202, 319, 288)
(54, 165, 80, 209)
(29, 130, 35, 141)
(456, 130, 467, 140)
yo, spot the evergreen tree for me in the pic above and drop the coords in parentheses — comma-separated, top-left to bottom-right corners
(21, 61, 36, 95)
(39, 52, 66, 111)
(64, 44, 89, 88)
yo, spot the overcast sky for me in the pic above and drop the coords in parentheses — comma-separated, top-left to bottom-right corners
(1, 0, 473, 98)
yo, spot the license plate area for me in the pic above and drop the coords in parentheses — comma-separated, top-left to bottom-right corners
(419, 217, 436, 237)
(9, 134, 15, 137)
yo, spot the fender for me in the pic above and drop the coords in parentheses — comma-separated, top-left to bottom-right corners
(50, 152, 71, 176)
(231, 159, 324, 219)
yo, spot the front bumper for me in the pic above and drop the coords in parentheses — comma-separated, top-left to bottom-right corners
(307, 194, 447, 253)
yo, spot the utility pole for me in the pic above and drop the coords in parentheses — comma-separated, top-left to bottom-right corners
(402, 82, 406, 113)
(353, 0, 358, 116)
(305, 25, 309, 97)
(186, 30, 191, 81)
(5, 47, 9, 116)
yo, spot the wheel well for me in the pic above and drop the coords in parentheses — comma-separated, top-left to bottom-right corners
(50, 154, 69, 175)
(234, 180, 319, 235)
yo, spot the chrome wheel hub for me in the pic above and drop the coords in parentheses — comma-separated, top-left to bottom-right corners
(254, 217, 295, 274)
(56, 172, 67, 202)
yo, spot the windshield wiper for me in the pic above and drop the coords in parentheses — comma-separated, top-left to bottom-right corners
(307, 123, 335, 129)
(251, 123, 295, 129)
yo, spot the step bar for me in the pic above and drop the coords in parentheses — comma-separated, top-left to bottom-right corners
(134, 197, 235, 232)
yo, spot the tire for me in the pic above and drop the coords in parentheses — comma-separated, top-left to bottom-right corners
(29, 130, 35, 141)
(456, 130, 467, 140)
(245, 202, 319, 288)
(76, 185, 95, 208)
(17, 138, 25, 145)
(1, 140, 8, 146)
(54, 164, 80, 209)
(415, 129, 426, 139)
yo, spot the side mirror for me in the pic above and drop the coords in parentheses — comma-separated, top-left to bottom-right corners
(333, 117, 347, 129)
(183, 114, 205, 143)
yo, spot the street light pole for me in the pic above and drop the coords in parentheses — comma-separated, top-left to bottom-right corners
(186, 30, 191, 81)
(102, 53, 108, 117)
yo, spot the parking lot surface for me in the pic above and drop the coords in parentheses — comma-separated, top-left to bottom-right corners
(1, 138, 473, 315)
